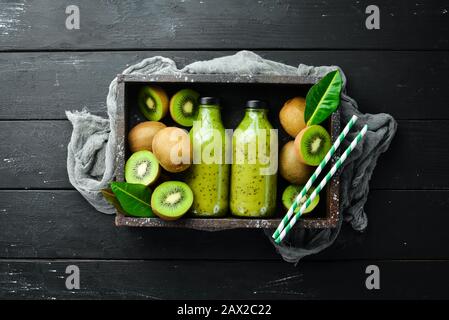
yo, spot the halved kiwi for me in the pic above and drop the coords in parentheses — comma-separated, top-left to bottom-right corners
(125, 150, 160, 186)
(169, 89, 200, 126)
(282, 184, 319, 215)
(151, 181, 193, 220)
(294, 125, 331, 166)
(138, 86, 169, 121)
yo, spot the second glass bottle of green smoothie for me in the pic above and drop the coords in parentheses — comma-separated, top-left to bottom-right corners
(230, 100, 278, 218)
(185, 97, 230, 217)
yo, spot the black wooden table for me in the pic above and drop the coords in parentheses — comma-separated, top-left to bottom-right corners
(0, 0, 448, 299)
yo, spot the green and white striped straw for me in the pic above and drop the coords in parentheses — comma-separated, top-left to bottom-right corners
(274, 124, 368, 244)
(272, 114, 358, 240)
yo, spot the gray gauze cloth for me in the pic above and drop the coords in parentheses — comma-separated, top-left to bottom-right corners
(66, 51, 397, 263)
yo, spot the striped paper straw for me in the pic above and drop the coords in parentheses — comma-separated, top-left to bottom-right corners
(272, 114, 358, 240)
(275, 124, 368, 244)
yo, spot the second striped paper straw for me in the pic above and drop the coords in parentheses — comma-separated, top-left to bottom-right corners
(272, 114, 358, 240)
(275, 124, 368, 244)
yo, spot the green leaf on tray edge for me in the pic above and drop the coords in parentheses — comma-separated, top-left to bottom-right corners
(101, 188, 127, 215)
(304, 70, 342, 126)
(110, 182, 155, 218)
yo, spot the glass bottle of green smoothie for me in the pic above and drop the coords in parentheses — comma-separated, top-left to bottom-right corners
(230, 100, 278, 218)
(185, 97, 230, 217)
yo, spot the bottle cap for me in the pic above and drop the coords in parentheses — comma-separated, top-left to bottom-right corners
(199, 97, 220, 105)
(246, 100, 267, 109)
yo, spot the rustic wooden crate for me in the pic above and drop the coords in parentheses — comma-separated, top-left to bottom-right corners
(114, 73, 340, 230)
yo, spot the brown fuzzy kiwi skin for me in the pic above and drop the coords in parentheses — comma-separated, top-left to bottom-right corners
(279, 141, 313, 184)
(151, 206, 179, 221)
(294, 127, 310, 165)
(128, 121, 166, 153)
(152, 127, 192, 173)
(279, 97, 307, 137)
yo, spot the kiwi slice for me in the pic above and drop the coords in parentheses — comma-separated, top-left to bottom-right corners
(295, 125, 331, 166)
(125, 150, 160, 186)
(282, 185, 319, 215)
(151, 181, 193, 220)
(169, 89, 200, 126)
(138, 86, 169, 121)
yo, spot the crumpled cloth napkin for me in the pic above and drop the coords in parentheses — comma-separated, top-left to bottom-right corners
(66, 51, 397, 263)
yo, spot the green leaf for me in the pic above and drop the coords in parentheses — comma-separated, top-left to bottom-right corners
(110, 182, 154, 218)
(101, 188, 127, 215)
(304, 70, 343, 125)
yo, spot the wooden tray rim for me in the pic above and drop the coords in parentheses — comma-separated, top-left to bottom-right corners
(114, 73, 340, 230)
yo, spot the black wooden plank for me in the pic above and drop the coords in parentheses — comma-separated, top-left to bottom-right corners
(0, 121, 70, 189)
(0, 1, 447, 51)
(1, 259, 448, 299)
(0, 120, 447, 190)
(1, 190, 448, 260)
(370, 120, 449, 190)
(323, 190, 449, 260)
(0, 51, 448, 120)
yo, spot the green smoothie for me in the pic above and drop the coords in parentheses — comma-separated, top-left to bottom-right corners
(230, 101, 277, 218)
(185, 97, 229, 217)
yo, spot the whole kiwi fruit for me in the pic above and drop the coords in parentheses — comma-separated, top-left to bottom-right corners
(128, 121, 166, 153)
(152, 127, 192, 173)
(279, 97, 307, 137)
(279, 141, 313, 184)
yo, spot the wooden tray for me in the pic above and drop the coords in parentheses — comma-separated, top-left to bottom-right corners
(114, 73, 340, 230)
